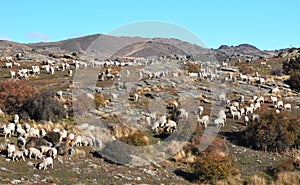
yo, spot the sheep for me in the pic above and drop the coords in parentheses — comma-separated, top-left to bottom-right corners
(40, 146, 52, 155)
(68, 133, 75, 141)
(144, 116, 151, 126)
(232, 101, 240, 109)
(14, 114, 19, 124)
(7, 143, 16, 158)
(198, 106, 204, 115)
(40, 128, 47, 138)
(16, 127, 26, 137)
(218, 110, 227, 122)
(5, 62, 13, 68)
(246, 106, 253, 115)
(229, 105, 238, 113)
(244, 115, 249, 126)
(151, 121, 160, 133)
(256, 96, 264, 104)
(214, 118, 225, 127)
(24, 123, 31, 133)
(197, 115, 209, 128)
(27, 128, 40, 137)
(178, 108, 189, 120)
(284, 103, 292, 111)
(276, 100, 284, 109)
(254, 102, 261, 111)
(68, 69, 73, 77)
(165, 120, 177, 133)
(270, 96, 278, 105)
(48, 148, 57, 159)
(38, 157, 54, 170)
(72, 135, 82, 147)
(10, 71, 16, 79)
(252, 114, 260, 121)
(159, 115, 167, 127)
(12, 150, 26, 161)
(59, 129, 68, 141)
(231, 111, 241, 120)
(1, 124, 15, 138)
(28, 147, 43, 159)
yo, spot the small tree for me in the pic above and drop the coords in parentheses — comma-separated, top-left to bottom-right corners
(19, 90, 66, 122)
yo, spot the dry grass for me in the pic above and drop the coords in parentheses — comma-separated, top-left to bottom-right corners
(271, 171, 300, 185)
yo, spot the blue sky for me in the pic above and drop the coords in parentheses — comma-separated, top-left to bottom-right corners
(0, 0, 299, 50)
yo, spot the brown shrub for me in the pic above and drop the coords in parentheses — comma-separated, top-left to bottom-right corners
(0, 81, 38, 114)
(244, 111, 300, 153)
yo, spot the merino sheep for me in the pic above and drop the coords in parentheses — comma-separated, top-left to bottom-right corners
(197, 115, 209, 128)
(198, 106, 204, 115)
(284, 103, 292, 111)
(7, 143, 16, 158)
(38, 157, 53, 170)
(28, 147, 43, 159)
(12, 150, 26, 161)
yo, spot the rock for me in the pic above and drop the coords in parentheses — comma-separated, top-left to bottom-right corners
(5, 158, 11, 162)
(27, 162, 34, 166)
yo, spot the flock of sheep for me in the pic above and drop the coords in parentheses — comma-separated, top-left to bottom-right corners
(0, 113, 101, 170)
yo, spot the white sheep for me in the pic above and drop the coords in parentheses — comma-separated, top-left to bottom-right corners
(276, 100, 284, 109)
(40, 128, 47, 138)
(245, 106, 253, 114)
(68, 69, 73, 77)
(197, 115, 209, 128)
(14, 114, 19, 124)
(24, 123, 31, 133)
(254, 102, 261, 111)
(284, 103, 292, 111)
(244, 116, 249, 125)
(198, 106, 204, 115)
(27, 128, 40, 137)
(214, 118, 225, 127)
(231, 111, 241, 120)
(59, 129, 68, 141)
(38, 157, 53, 170)
(72, 136, 82, 146)
(16, 127, 26, 137)
(218, 110, 227, 122)
(12, 150, 26, 161)
(252, 114, 260, 121)
(48, 148, 57, 159)
(40, 146, 52, 155)
(165, 120, 177, 133)
(256, 96, 264, 104)
(134, 93, 139, 101)
(68, 133, 75, 141)
(7, 143, 16, 158)
(145, 116, 151, 125)
(151, 121, 160, 133)
(10, 71, 16, 79)
(28, 147, 43, 159)
(178, 108, 188, 120)
(270, 96, 278, 105)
